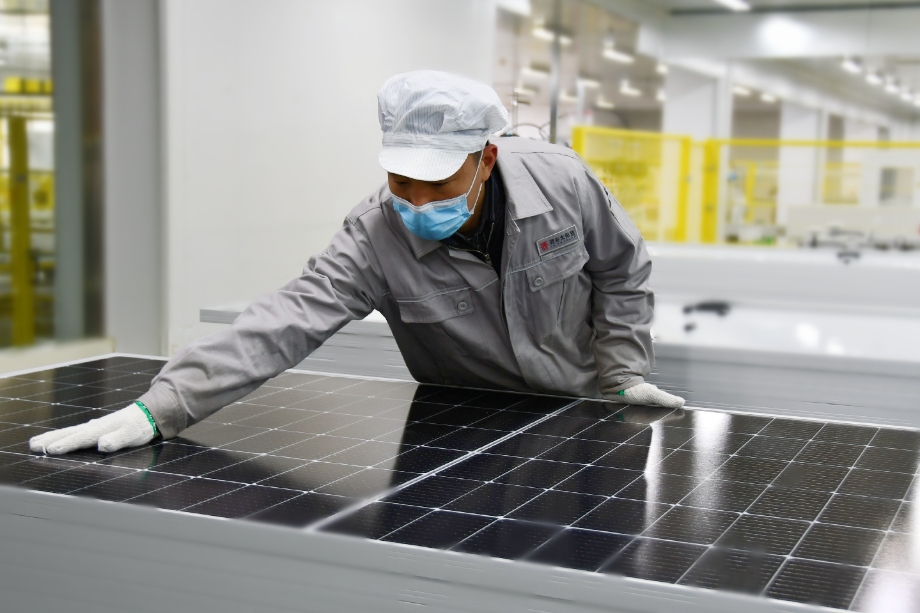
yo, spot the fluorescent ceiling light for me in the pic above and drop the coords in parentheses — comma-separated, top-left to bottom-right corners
(884, 78, 900, 95)
(560, 90, 578, 103)
(866, 72, 883, 86)
(713, 0, 751, 11)
(521, 65, 549, 79)
(732, 85, 752, 97)
(760, 92, 777, 103)
(602, 35, 634, 64)
(496, 0, 531, 17)
(513, 85, 537, 96)
(656, 63, 668, 75)
(620, 79, 641, 97)
(595, 95, 615, 110)
(577, 77, 600, 88)
(533, 24, 572, 46)
(603, 46, 634, 64)
(841, 57, 862, 74)
(656, 89, 666, 102)
(900, 89, 913, 102)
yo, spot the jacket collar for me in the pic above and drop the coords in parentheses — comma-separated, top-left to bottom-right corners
(493, 138, 554, 221)
(381, 139, 554, 260)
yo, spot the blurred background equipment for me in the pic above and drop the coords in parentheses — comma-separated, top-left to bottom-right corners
(2, 0, 917, 365)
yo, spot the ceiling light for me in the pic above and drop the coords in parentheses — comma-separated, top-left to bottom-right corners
(521, 65, 549, 79)
(885, 78, 900, 95)
(602, 35, 635, 64)
(760, 92, 777, 103)
(841, 57, 862, 74)
(713, 0, 751, 10)
(732, 85, 752, 97)
(513, 85, 537, 96)
(496, 0, 531, 17)
(560, 90, 578, 103)
(533, 23, 572, 46)
(656, 89, 666, 102)
(866, 71, 883, 86)
(656, 63, 668, 75)
(577, 77, 600, 88)
(595, 95, 615, 110)
(603, 48, 635, 64)
(901, 89, 913, 102)
(620, 79, 641, 97)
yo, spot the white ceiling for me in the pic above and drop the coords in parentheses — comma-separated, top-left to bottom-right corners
(495, 0, 920, 120)
(645, 0, 920, 12)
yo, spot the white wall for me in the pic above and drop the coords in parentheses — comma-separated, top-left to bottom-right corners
(662, 65, 733, 140)
(776, 101, 826, 222)
(103, 0, 164, 355)
(161, 0, 497, 354)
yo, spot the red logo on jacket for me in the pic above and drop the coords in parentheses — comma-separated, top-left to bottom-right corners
(540, 241, 549, 251)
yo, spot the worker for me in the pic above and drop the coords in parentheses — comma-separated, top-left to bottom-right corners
(30, 70, 683, 456)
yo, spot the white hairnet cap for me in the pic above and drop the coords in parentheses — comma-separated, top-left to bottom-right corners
(378, 70, 510, 181)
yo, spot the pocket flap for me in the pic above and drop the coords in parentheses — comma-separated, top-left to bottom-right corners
(397, 288, 475, 323)
(525, 245, 588, 292)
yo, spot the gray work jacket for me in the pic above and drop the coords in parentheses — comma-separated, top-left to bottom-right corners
(140, 137, 654, 438)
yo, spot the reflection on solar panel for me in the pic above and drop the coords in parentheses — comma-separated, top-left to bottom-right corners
(2, 357, 919, 611)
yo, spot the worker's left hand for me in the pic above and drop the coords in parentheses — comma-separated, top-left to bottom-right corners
(604, 383, 685, 409)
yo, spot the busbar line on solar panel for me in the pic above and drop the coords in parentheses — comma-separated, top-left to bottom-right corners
(322, 400, 920, 611)
(304, 396, 583, 533)
(0, 356, 577, 528)
(2, 355, 920, 612)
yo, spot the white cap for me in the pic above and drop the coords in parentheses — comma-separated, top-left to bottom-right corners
(377, 70, 510, 181)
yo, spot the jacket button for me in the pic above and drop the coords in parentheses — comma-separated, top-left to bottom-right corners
(457, 301, 469, 312)
(533, 276, 545, 287)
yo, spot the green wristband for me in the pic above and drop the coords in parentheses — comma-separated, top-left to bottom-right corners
(134, 401, 159, 437)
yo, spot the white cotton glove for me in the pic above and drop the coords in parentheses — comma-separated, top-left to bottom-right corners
(29, 403, 158, 455)
(604, 383, 685, 409)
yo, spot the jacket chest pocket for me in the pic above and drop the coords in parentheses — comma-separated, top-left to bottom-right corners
(523, 245, 590, 339)
(396, 287, 491, 358)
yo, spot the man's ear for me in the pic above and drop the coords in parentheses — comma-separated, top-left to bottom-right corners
(481, 143, 498, 181)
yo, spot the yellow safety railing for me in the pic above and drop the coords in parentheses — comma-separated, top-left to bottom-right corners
(0, 114, 55, 347)
(572, 126, 692, 242)
(572, 129, 920, 246)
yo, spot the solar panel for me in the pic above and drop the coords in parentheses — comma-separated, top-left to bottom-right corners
(324, 396, 920, 611)
(2, 356, 919, 611)
(0, 357, 569, 526)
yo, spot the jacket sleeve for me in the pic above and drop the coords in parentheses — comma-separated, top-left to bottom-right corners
(576, 165, 654, 394)
(137, 215, 386, 438)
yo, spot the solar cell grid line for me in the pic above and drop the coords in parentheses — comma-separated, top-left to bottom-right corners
(309, 396, 584, 533)
(758, 423, 885, 608)
(366, 404, 689, 557)
(660, 418, 837, 591)
(848, 470, 920, 609)
(556, 415, 784, 581)
(2, 359, 579, 527)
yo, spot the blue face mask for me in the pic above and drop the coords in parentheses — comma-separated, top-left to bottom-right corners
(392, 158, 484, 241)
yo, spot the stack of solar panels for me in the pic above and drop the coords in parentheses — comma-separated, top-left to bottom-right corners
(1, 355, 919, 612)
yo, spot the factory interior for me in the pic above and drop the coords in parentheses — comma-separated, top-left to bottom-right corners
(2, 0, 920, 611)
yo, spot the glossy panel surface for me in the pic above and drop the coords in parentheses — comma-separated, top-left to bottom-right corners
(5, 357, 920, 611)
(2, 358, 564, 528)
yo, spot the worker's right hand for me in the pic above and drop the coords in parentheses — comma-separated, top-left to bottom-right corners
(29, 403, 158, 455)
